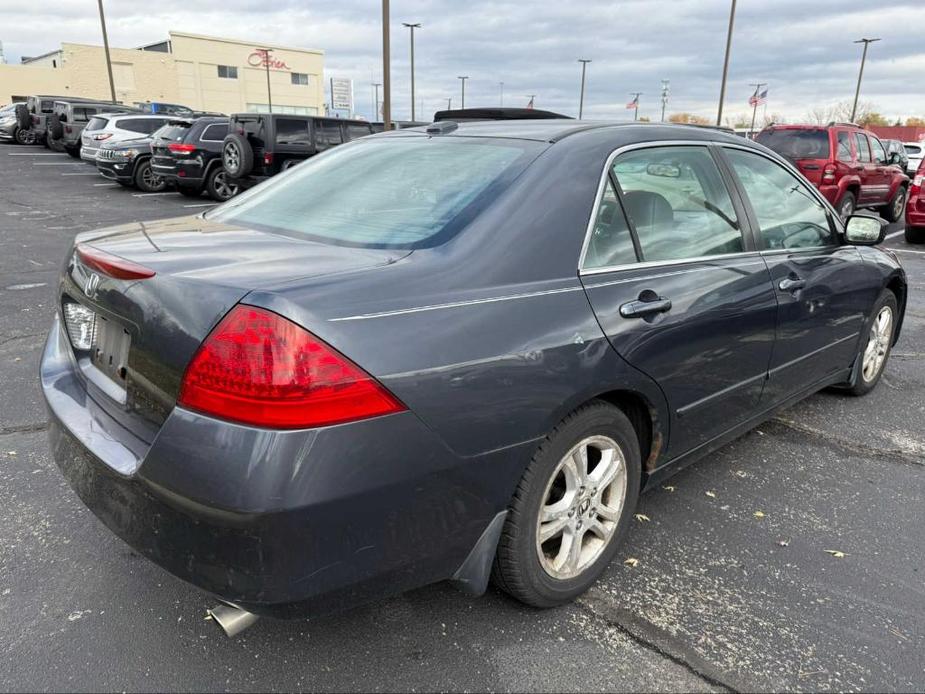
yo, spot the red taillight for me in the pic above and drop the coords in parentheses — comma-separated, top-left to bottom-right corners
(263, 152, 273, 166)
(178, 306, 405, 429)
(76, 244, 156, 280)
(93, 133, 112, 141)
(167, 142, 196, 154)
(822, 163, 837, 183)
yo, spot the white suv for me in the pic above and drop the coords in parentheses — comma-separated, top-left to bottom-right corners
(80, 114, 172, 162)
(904, 142, 923, 176)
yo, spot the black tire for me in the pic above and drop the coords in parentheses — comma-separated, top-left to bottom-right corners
(65, 146, 81, 159)
(48, 115, 63, 140)
(905, 225, 925, 244)
(492, 401, 641, 608)
(43, 131, 52, 149)
(14, 103, 30, 130)
(176, 184, 202, 198)
(837, 191, 856, 219)
(881, 186, 907, 223)
(222, 133, 253, 178)
(844, 289, 898, 397)
(206, 166, 239, 202)
(133, 159, 167, 192)
(13, 127, 32, 145)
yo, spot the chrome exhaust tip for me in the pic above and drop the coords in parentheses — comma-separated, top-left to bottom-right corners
(207, 603, 259, 637)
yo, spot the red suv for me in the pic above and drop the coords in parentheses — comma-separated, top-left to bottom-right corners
(905, 158, 924, 243)
(756, 123, 909, 221)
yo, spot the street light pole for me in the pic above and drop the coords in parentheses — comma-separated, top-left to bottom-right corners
(402, 22, 421, 121)
(716, 0, 737, 126)
(499, 81, 504, 107)
(458, 76, 468, 109)
(260, 48, 273, 113)
(578, 58, 591, 118)
(851, 38, 880, 122)
(382, 0, 392, 130)
(629, 92, 642, 121)
(96, 0, 117, 102)
(660, 79, 670, 122)
(373, 82, 381, 119)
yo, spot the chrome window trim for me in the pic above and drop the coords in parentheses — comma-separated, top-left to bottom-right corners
(577, 140, 750, 276)
(580, 250, 764, 277)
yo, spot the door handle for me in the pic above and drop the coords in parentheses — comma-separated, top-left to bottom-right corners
(778, 277, 806, 292)
(620, 297, 672, 318)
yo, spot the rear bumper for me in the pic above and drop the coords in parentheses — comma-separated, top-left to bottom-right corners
(907, 192, 925, 228)
(41, 317, 519, 618)
(152, 156, 204, 184)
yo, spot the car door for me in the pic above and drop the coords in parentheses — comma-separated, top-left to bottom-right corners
(853, 132, 878, 204)
(867, 136, 893, 204)
(580, 143, 778, 458)
(719, 146, 870, 405)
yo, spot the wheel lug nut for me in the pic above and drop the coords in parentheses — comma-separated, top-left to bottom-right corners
(568, 509, 575, 517)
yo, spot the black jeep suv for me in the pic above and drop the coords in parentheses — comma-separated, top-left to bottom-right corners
(151, 117, 237, 201)
(221, 113, 374, 189)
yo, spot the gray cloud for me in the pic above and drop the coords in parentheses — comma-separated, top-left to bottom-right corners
(1, 0, 922, 122)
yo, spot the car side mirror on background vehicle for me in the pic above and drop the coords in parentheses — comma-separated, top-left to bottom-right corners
(889, 152, 902, 166)
(844, 214, 887, 245)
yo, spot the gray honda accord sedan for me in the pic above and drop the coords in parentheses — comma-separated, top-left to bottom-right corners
(42, 120, 906, 633)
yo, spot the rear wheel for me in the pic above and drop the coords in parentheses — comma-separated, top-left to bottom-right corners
(133, 159, 167, 192)
(13, 127, 32, 145)
(844, 290, 897, 397)
(492, 401, 641, 607)
(838, 191, 856, 219)
(206, 166, 239, 202)
(905, 226, 925, 244)
(882, 186, 907, 223)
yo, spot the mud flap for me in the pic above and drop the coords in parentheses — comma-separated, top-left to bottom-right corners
(450, 510, 507, 596)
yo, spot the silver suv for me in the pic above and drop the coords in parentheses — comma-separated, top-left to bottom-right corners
(80, 114, 172, 162)
(48, 100, 138, 158)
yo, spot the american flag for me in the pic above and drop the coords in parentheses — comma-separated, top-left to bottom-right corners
(626, 95, 639, 109)
(748, 88, 768, 107)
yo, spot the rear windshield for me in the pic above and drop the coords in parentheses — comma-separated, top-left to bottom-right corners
(156, 123, 191, 142)
(756, 129, 831, 160)
(208, 138, 542, 249)
(86, 116, 108, 131)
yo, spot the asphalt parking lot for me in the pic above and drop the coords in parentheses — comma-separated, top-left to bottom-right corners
(1, 145, 923, 693)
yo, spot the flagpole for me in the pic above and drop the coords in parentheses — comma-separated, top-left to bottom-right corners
(629, 92, 642, 121)
(749, 82, 766, 138)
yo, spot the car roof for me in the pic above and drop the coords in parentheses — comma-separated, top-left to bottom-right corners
(389, 119, 746, 145)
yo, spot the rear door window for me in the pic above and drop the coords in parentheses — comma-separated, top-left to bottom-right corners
(275, 118, 311, 145)
(836, 131, 853, 162)
(315, 120, 344, 150)
(725, 148, 835, 250)
(610, 146, 743, 262)
(855, 133, 872, 162)
(583, 178, 637, 269)
(905, 144, 922, 156)
(200, 123, 228, 141)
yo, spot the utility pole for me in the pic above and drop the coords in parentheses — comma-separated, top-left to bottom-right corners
(373, 82, 381, 119)
(499, 81, 504, 107)
(402, 22, 421, 121)
(458, 76, 468, 109)
(447, 97, 452, 110)
(716, 0, 737, 126)
(258, 48, 273, 113)
(629, 92, 642, 121)
(381, 0, 392, 130)
(526, 94, 536, 109)
(851, 38, 880, 122)
(748, 82, 767, 137)
(96, 0, 117, 102)
(660, 79, 670, 122)
(578, 58, 591, 118)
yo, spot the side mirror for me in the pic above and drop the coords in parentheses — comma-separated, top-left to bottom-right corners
(888, 152, 901, 165)
(844, 214, 887, 245)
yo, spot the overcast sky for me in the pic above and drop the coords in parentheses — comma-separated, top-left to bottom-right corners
(1, 0, 923, 123)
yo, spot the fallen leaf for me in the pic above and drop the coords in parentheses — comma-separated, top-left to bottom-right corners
(753, 511, 765, 519)
(662, 485, 675, 493)
(824, 549, 847, 558)
(624, 557, 639, 567)
(778, 539, 790, 547)
(705, 490, 716, 498)
(734, 470, 747, 478)
(634, 513, 650, 523)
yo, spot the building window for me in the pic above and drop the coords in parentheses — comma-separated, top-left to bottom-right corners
(291, 73, 309, 86)
(217, 65, 238, 79)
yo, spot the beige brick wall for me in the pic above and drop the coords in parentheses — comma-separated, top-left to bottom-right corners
(59, 43, 180, 105)
(0, 64, 66, 104)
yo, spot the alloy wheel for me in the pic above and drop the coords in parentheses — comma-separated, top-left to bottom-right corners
(861, 306, 893, 383)
(893, 189, 906, 221)
(225, 143, 240, 173)
(535, 435, 627, 580)
(214, 171, 238, 200)
(143, 165, 164, 191)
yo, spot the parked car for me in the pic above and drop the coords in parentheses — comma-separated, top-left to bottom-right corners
(884, 139, 910, 173)
(18, 94, 70, 147)
(756, 122, 909, 221)
(221, 113, 374, 190)
(904, 141, 924, 176)
(80, 113, 173, 162)
(42, 121, 906, 635)
(905, 158, 925, 243)
(95, 136, 167, 192)
(48, 100, 139, 157)
(151, 116, 238, 201)
(133, 101, 195, 116)
(0, 102, 32, 144)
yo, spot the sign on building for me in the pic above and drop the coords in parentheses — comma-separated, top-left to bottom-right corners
(331, 78, 353, 112)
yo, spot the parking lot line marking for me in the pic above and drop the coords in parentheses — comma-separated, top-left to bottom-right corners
(61, 172, 100, 176)
(7, 152, 69, 156)
(885, 230, 905, 240)
(183, 203, 215, 208)
(132, 192, 176, 197)
(33, 162, 85, 166)
(93, 183, 119, 187)
(894, 248, 925, 255)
